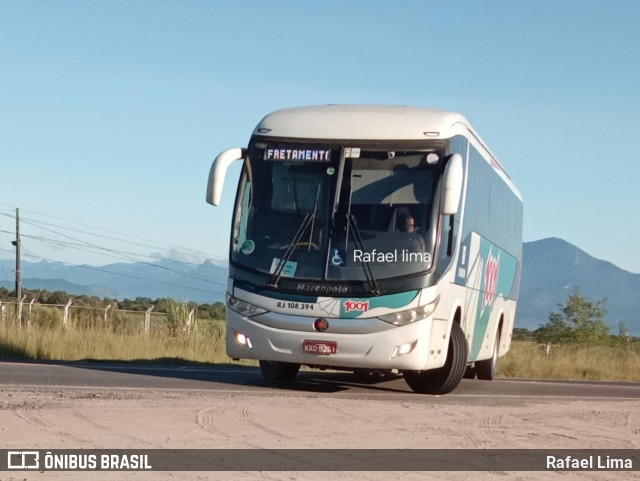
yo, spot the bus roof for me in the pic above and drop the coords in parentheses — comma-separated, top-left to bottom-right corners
(253, 105, 472, 141)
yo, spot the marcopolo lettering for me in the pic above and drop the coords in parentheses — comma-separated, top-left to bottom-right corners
(296, 283, 349, 294)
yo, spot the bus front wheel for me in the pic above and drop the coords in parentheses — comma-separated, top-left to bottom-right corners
(403, 322, 468, 395)
(259, 360, 301, 383)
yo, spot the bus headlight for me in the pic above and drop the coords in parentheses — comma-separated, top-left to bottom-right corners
(227, 295, 268, 317)
(378, 297, 439, 326)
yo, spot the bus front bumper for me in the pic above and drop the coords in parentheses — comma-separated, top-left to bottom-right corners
(225, 310, 443, 371)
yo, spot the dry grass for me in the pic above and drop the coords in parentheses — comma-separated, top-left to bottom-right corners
(0, 318, 235, 364)
(499, 340, 640, 382)
(2, 314, 639, 381)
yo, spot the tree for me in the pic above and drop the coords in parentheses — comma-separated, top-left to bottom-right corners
(0, 287, 11, 301)
(535, 288, 610, 345)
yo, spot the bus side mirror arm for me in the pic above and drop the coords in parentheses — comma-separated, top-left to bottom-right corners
(206, 148, 246, 205)
(441, 153, 463, 215)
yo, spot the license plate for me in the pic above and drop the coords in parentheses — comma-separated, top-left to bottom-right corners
(303, 340, 337, 355)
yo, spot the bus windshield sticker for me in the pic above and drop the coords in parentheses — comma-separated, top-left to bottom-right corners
(269, 258, 298, 277)
(264, 147, 331, 162)
(344, 147, 361, 158)
(240, 239, 255, 255)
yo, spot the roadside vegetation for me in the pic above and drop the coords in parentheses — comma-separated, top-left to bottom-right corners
(1, 287, 638, 381)
(499, 340, 640, 381)
(500, 288, 640, 381)
(0, 287, 233, 364)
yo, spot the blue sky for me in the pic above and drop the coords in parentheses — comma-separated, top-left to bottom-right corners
(1, 1, 639, 273)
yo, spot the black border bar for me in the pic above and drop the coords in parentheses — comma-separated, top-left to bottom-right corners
(1, 449, 637, 472)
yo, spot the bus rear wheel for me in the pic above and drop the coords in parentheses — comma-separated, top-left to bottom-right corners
(475, 330, 499, 380)
(259, 360, 301, 383)
(403, 322, 468, 395)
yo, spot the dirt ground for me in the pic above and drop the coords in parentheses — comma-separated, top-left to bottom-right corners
(0, 385, 639, 481)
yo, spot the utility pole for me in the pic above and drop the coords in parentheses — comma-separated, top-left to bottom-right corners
(11, 208, 21, 302)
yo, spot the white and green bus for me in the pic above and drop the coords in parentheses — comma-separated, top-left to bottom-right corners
(206, 105, 522, 394)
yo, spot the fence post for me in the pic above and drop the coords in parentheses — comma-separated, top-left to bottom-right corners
(17, 294, 27, 329)
(28, 298, 35, 330)
(63, 298, 73, 329)
(104, 304, 112, 326)
(187, 308, 196, 335)
(545, 342, 551, 357)
(145, 305, 154, 334)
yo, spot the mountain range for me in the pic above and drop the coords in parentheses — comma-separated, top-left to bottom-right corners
(0, 258, 228, 304)
(1, 238, 638, 335)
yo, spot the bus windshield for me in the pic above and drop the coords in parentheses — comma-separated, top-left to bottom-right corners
(230, 141, 445, 283)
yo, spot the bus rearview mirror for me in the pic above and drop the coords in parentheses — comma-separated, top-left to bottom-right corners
(441, 153, 463, 215)
(206, 148, 245, 206)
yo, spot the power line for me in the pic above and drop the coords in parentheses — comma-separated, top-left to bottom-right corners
(0, 203, 227, 262)
(0, 204, 230, 296)
(14, 222, 226, 287)
(0, 207, 228, 275)
(0, 233, 228, 290)
(0, 247, 225, 296)
(20, 214, 226, 264)
(0, 247, 8, 282)
(1, 225, 206, 279)
(0, 225, 221, 272)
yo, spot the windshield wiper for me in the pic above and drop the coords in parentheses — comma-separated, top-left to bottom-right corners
(342, 163, 380, 296)
(267, 213, 314, 288)
(268, 187, 321, 288)
(346, 214, 381, 296)
(307, 186, 320, 252)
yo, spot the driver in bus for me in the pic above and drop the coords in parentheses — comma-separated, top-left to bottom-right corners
(397, 214, 416, 233)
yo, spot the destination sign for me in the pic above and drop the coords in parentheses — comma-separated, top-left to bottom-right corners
(264, 147, 331, 162)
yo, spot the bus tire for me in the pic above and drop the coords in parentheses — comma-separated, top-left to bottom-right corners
(403, 321, 468, 395)
(259, 360, 300, 383)
(475, 330, 499, 380)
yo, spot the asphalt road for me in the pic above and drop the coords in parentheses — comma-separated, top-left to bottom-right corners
(2, 360, 639, 481)
(2, 360, 639, 401)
